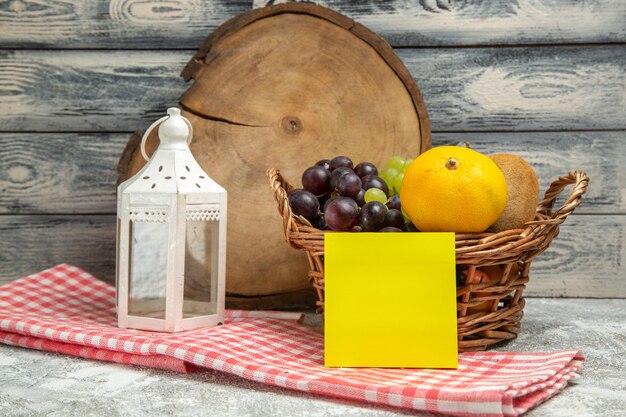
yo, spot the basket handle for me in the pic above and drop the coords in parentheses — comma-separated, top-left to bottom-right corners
(536, 170, 589, 224)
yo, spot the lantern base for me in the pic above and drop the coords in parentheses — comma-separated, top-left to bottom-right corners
(119, 314, 223, 333)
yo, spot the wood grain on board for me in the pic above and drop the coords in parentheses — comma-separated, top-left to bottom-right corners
(1, 214, 623, 298)
(126, 4, 431, 298)
(1, 0, 624, 48)
(2, 131, 623, 215)
(0, 46, 624, 132)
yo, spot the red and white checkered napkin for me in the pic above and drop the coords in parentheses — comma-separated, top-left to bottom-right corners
(0, 265, 583, 417)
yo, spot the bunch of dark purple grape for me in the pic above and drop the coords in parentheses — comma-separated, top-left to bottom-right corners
(287, 156, 415, 232)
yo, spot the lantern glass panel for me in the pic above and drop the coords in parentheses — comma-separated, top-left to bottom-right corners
(183, 220, 219, 317)
(128, 220, 169, 318)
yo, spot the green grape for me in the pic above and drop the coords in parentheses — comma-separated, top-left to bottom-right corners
(401, 207, 411, 223)
(388, 156, 406, 172)
(364, 188, 388, 204)
(385, 167, 400, 180)
(402, 158, 414, 172)
(378, 169, 389, 184)
(383, 167, 400, 195)
(392, 172, 404, 195)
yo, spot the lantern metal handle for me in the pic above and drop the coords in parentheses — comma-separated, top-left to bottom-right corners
(140, 111, 194, 162)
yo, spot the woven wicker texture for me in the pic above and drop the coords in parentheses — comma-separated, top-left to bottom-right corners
(267, 168, 589, 351)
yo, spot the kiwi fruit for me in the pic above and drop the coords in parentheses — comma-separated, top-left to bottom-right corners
(489, 154, 539, 232)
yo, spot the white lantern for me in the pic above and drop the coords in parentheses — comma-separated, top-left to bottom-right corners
(116, 107, 226, 332)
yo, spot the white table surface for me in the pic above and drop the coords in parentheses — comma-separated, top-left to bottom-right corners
(1, 298, 625, 417)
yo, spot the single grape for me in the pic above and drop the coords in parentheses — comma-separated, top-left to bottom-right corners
(316, 159, 331, 170)
(288, 189, 320, 220)
(364, 188, 387, 205)
(318, 194, 332, 209)
(324, 197, 359, 231)
(361, 174, 389, 196)
(403, 222, 419, 232)
(383, 167, 400, 195)
(388, 155, 406, 172)
(384, 209, 405, 229)
(311, 215, 330, 230)
(402, 158, 414, 172)
(359, 201, 387, 232)
(384, 167, 400, 181)
(380, 226, 403, 232)
(386, 195, 401, 211)
(354, 162, 378, 178)
(392, 172, 404, 195)
(378, 169, 389, 185)
(329, 156, 354, 171)
(323, 195, 340, 212)
(302, 165, 331, 196)
(337, 173, 362, 198)
(330, 166, 354, 190)
(354, 189, 366, 207)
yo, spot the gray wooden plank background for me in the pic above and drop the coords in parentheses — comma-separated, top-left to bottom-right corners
(2, 0, 624, 48)
(1, 47, 624, 131)
(0, 0, 624, 298)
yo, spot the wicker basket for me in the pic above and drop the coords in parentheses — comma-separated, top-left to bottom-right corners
(267, 168, 589, 351)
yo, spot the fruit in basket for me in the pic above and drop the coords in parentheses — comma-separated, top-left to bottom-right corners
(337, 173, 362, 198)
(359, 201, 387, 232)
(464, 264, 520, 314)
(354, 189, 366, 207)
(386, 195, 401, 211)
(379, 155, 413, 195)
(489, 154, 540, 232)
(362, 174, 389, 196)
(465, 269, 493, 315)
(292, 155, 426, 232)
(456, 266, 496, 315)
(329, 155, 354, 171)
(380, 226, 403, 232)
(324, 197, 359, 231)
(400, 146, 507, 233)
(387, 155, 406, 172)
(364, 188, 387, 205)
(329, 166, 354, 190)
(302, 165, 331, 196)
(288, 189, 320, 220)
(354, 162, 378, 178)
(316, 159, 331, 170)
(384, 209, 405, 229)
(392, 172, 404, 195)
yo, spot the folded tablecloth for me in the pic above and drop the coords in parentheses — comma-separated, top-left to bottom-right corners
(0, 264, 583, 417)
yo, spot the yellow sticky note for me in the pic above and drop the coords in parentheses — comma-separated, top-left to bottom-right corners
(324, 232, 458, 368)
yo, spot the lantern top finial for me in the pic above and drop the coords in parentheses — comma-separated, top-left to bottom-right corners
(158, 107, 191, 147)
(121, 107, 226, 196)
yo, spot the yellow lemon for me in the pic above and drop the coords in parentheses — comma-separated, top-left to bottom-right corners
(400, 146, 507, 233)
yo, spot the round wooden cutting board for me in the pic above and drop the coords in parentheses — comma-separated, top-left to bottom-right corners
(118, 3, 431, 309)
